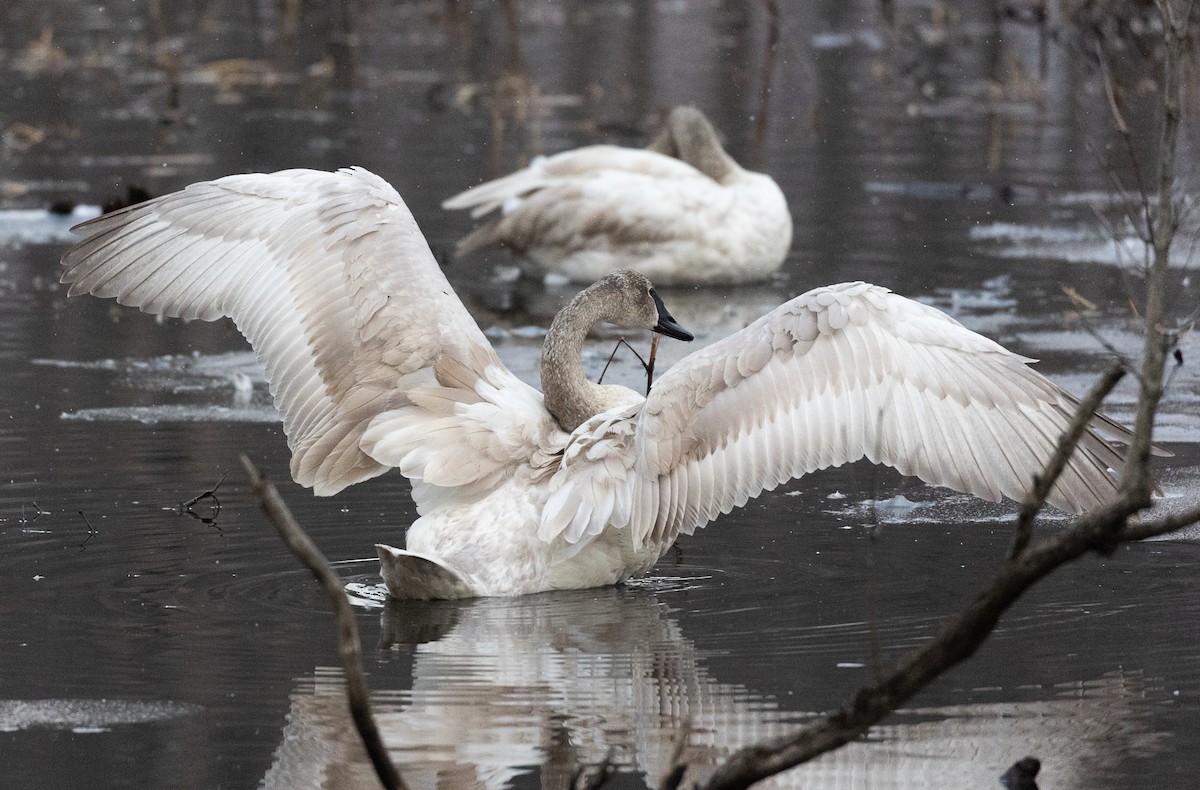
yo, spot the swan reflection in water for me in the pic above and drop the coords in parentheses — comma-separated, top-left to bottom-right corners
(261, 586, 1166, 789)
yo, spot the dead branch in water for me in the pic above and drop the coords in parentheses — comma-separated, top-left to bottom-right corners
(241, 455, 406, 790)
(180, 473, 227, 524)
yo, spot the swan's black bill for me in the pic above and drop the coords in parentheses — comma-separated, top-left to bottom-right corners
(650, 289, 694, 341)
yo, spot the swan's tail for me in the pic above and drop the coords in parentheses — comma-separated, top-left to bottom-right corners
(442, 162, 550, 218)
(453, 217, 505, 259)
(376, 544, 477, 600)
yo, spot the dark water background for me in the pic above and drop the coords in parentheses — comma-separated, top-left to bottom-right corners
(2, 1, 1199, 788)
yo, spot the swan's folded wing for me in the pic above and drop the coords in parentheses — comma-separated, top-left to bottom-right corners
(61, 167, 540, 495)
(442, 146, 707, 218)
(630, 282, 1136, 553)
(537, 407, 640, 557)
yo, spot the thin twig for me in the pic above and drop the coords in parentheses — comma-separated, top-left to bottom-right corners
(78, 510, 97, 549)
(749, 0, 780, 167)
(241, 456, 406, 790)
(181, 472, 228, 509)
(700, 486, 1173, 789)
(181, 473, 228, 524)
(1010, 362, 1126, 559)
(1121, 499, 1200, 541)
(646, 333, 660, 395)
(1095, 40, 1155, 242)
(596, 338, 651, 386)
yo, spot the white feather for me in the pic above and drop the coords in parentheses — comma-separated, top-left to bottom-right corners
(62, 170, 1151, 600)
(442, 107, 792, 285)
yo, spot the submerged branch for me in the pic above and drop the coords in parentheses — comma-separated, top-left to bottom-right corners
(241, 456, 406, 790)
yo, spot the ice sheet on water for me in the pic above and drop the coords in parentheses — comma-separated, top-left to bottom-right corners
(827, 490, 1071, 525)
(0, 205, 101, 244)
(41, 351, 280, 423)
(35, 350, 268, 396)
(970, 222, 1156, 267)
(62, 404, 279, 424)
(0, 698, 201, 732)
(917, 274, 1017, 315)
(344, 581, 390, 609)
(810, 29, 884, 51)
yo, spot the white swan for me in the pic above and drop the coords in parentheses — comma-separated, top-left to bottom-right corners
(442, 106, 793, 285)
(62, 167, 1140, 600)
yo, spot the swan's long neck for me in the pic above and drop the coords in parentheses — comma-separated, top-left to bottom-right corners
(541, 289, 613, 432)
(647, 109, 740, 183)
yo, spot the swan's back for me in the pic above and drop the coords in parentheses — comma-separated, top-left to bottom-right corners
(443, 113, 793, 285)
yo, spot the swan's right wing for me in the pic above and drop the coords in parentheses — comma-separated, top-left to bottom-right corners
(629, 282, 1142, 555)
(62, 167, 552, 496)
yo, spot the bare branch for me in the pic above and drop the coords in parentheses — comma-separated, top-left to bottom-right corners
(241, 456, 407, 790)
(1122, 0, 1187, 511)
(699, 484, 1178, 789)
(700, 7, 1195, 786)
(1094, 40, 1156, 242)
(1121, 500, 1200, 541)
(1010, 362, 1126, 558)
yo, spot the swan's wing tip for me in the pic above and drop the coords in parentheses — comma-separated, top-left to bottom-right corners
(375, 544, 478, 600)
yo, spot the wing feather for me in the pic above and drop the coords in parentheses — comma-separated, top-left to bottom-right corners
(631, 282, 1140, 553)
(62, 167, 551, 496)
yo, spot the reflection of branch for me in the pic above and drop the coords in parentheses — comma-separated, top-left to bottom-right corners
(702, 490, 1189, 789)
(660, 717, 692, 790)
(241, 456, 407, 790)
(571, 754, 616, 790)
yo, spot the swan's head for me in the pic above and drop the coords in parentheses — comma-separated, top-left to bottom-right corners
(591, 270, 693, 341)
(647, 106, 736, 182)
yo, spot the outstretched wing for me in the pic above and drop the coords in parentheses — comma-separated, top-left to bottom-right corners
(626, 282, 1139, 554)
(62, 167, 550, 495)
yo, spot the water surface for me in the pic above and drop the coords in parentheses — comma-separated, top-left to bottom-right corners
(2, 2, 1198, 788)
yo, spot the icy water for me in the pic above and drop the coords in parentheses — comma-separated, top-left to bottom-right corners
(3, 2, 1200, 788)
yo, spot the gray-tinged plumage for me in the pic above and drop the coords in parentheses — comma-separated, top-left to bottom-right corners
(62, 167, 1152, 599)
(443, 106, 793, 285)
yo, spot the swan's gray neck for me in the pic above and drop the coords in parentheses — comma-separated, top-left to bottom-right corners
(541, 289, 614, 432)
(647, 108, 739, 183)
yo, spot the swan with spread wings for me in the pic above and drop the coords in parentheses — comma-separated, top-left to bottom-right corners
(62, 167, 1142, 599)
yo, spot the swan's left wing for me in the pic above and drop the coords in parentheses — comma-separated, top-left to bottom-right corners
(625, 282, 1140, 555)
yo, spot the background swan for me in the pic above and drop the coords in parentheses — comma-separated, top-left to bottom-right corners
(442, 106, 793, 285)
(62, 167, 1142, 599)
